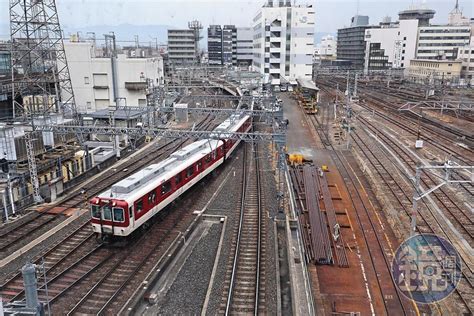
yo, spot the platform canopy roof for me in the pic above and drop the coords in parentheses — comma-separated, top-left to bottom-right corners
(297, 78, 320, 91)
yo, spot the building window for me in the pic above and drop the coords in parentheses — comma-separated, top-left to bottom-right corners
(403, 37, 407, 40)
(84, 77, 90, 84)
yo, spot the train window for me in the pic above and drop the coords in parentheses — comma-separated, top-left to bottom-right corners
(205, 154, 212, 163)
(91, 205, 100, 219)
(129, 206, 133, 218)
(186, 166, 194, 178)
(197, 161, 202, 171)
(102, 205, 112, 220)
(148, 190, 157, 204)
(161, 181, 172, 195)
(113, 208, 124, 222)
(136, 199, 143, 213)
(175, 173, 182, 185)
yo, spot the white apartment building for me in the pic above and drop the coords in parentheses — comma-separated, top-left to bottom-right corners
(64, 41, 164, 113)
(315, 34, 337, 58)
(253, 0, 315, 86)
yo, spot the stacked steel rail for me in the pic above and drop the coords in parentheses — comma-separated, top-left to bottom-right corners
(288, 164, 349, 267)
(302, 165, 332, 265)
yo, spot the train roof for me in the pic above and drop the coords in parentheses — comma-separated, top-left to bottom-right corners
(97, 113, 249, 202)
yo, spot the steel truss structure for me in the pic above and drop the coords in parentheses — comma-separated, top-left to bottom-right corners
(34, 125, 286, 143)
(9, 0, 78, 119)
(398, 101, 474, 118)
(104, 105, 278, 119)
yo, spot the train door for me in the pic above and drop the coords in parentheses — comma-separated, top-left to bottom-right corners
(128, 205, 135, 230)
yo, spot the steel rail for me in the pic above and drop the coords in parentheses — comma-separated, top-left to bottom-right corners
(225, 141, 249, 315)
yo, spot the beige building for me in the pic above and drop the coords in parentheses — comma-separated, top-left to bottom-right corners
(406, 59, 462, 83)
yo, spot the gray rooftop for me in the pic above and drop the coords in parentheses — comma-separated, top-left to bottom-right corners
(87, 108, 147, 120)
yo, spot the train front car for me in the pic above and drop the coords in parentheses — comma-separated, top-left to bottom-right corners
(90, 196, 130, 240)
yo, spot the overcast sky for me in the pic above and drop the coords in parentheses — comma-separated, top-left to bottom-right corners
(0, 0, 472, 39)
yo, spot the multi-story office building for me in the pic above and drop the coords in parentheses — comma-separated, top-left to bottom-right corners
(167, 28, 199, 66)
(64, 40, 163, 113)
(337, 23, 376, 69)
(208, 25, 223, 65)
(363, 7, 434, 72)
(459, 36, 474, 85)
(0, 41, 10, 76)
(223, 25, 236, 65)
(416, 24, 471, 60)
(235, 27, 253, 66)
(253, 0, 315, 86)
(207, 25, 252, 67)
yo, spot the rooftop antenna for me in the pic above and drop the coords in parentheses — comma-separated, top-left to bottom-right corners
(356, 0, 360, 15)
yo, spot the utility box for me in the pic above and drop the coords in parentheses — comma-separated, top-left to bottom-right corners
(415, 140, 424, 149)
(174, 103, 189, 123)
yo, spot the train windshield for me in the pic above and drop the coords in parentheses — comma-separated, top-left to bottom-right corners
(113, 208, 124, 222)
(102, 205, 112, 220)
(91, 205, 100, 219)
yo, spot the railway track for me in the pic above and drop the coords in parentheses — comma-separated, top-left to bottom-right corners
(350, 125, 473, 315)
(59, 174, 199, 315)
(220, 140, 265, 315)
(0, 116, 216, 258)
(304, 114, 413, 314)
(0, 222, 96, 300)
(317, 77, 474, 147)
(356, 114, 474, 239)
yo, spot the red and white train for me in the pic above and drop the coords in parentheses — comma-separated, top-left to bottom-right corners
(90, 113, 251, 238)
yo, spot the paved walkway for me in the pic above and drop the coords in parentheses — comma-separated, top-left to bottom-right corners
(281, 93, 322, 160)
